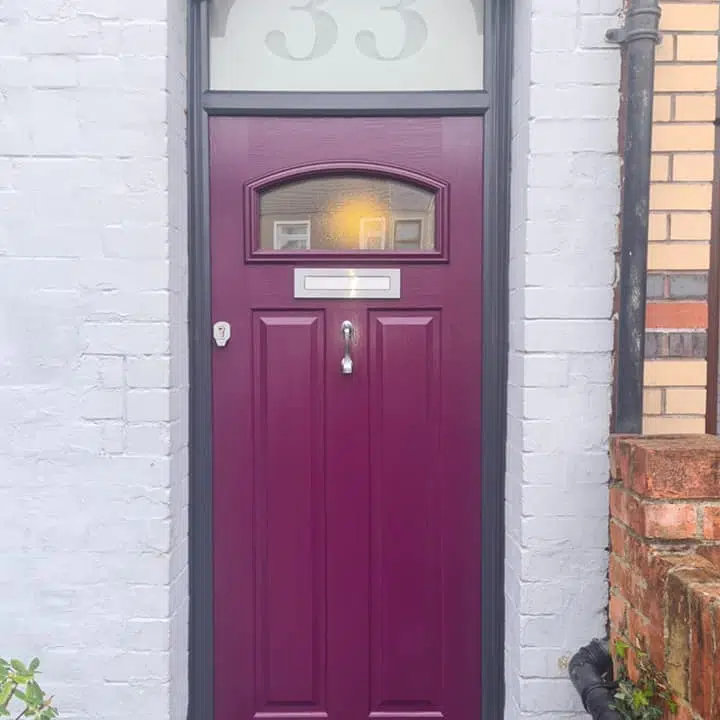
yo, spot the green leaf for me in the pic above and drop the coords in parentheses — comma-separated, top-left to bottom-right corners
(633, 688, 650, 708)
(29, 658, 40, 673)
(26, 680, 43, 705)
(10, 660, 28, 675)
(0, 682, 13, 707)
(14, 689, 27, 702)
(615, 640, 629, 659)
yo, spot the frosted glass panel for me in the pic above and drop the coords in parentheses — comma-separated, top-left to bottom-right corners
(259, 176, 436, 252)
(210, 0, 484, 92)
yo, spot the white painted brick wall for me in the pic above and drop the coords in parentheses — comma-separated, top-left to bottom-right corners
(0, 1, 188, 718)
(505, 0, 621, 717)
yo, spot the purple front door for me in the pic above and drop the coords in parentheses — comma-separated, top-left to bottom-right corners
(211, 117, 484, 720)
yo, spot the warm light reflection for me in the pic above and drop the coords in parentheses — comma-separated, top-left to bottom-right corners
(325, 194, 387, 247)
(259, 174, 435, 252)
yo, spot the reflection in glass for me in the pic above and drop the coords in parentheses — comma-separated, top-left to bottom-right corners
(260, 176, 436, 252)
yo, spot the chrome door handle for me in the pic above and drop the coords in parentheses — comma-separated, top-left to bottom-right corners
(341, 321, 354, 375)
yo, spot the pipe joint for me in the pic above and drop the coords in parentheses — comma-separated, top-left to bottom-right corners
(569, 639, 622, 720)
(606, 1, 662, 46)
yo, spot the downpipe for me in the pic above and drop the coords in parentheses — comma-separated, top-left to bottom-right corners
(568, 639, 621, 720)
(572, 0, 661, 714)
(609, 0, 662, 433)
(570, 0, 661, 715)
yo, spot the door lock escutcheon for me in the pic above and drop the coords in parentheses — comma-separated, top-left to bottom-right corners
(213, 321, 231, 348)
(341, 321, 354, 375)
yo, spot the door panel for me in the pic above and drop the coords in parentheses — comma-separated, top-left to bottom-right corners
(211, 117, 483, 720)
(369, 312, 443, 715)
(252, 312, 327, 714)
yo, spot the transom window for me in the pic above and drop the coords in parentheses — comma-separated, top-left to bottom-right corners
(210, 0, 485, 92)
(258, 175, 437, 253)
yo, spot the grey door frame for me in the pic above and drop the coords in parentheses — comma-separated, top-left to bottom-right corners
(186, 1, 514, 716)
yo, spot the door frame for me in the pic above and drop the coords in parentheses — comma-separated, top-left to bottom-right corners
(186, 1, 514, 717)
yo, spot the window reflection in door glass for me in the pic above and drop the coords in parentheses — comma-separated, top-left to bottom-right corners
(259, 176, 436, 252)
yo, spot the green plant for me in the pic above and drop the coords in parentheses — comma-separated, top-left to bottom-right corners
(611, 639, 676, 720)
(0, 658, 58, 719)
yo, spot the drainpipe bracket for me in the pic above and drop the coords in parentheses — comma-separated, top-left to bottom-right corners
(605, 26, 662, 44)
(605, 27, 626, 44)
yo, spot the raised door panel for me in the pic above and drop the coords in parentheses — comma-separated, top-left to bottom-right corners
(368, 312, 444, 720)
(252, 312, 328, 718)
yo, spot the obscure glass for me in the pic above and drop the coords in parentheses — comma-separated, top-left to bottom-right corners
(210, 0, 484, 92)
(259, 176, 436, 252)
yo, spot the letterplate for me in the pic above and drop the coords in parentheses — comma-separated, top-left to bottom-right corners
(293, 268, 401, 299)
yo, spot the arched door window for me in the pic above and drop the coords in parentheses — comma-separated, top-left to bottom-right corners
(259, 175, 436, 252)
(243, 164, 449, 260)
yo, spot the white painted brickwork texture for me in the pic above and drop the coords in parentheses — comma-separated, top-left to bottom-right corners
(0, 1, 188, 718)
(506, 0, 621, 718)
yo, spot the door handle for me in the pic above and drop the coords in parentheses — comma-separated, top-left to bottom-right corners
(341, 321, 354, 375)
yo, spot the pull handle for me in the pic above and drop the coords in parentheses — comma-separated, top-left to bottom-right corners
(341, 321, 354, 375)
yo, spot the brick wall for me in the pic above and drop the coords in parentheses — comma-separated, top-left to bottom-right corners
(0, 1, 188, 718)
(609, 435, 720, 719)
(644, 0, 719, 434)
(506, 1, 620, 716)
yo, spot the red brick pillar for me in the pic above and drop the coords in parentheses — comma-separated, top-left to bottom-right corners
(609, 435, 720, 720)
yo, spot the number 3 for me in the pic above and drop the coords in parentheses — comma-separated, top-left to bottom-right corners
(356, 0, 428, 61)
(265, 0, 339, 61)
(266, 0, 428, 62)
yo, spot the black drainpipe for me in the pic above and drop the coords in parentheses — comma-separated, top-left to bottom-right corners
(569, 639, 621, 720)
(609, 0, 662, 434)
(570, 2, 661, 717)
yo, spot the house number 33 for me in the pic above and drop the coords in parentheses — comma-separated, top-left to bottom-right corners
(265, 0, 429, 61)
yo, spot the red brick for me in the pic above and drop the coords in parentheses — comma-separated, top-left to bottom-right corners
(609, 593, 628, 633)
(610, 486, 629, 525)
(624, 492, 644, 534)
(610, 519, 627, 559)
(627, 608, 651, 683)
(645, 552, 685, 605)
(688, 586, 716, 718)
(608, 436, 720, 715)
(610, 554, 631, 596)
(702, 505, 720, 540)
(629, 568, 650, 609)
(666, 572, 691, 698)
(646, 301, 708, 330)
(673, 702, 695, 720)
(643, 502, 698, 540)
(646, 617, 666, 673)
(641, 579, 665, 629)
(610, 435, 636, 482)
(671, 557, 720, 588)
(710, 603, 720, 720)
(618, 492, 698, 540)
(610, 435, 720, 500)
(625, 532, 650, 574)
(697, 544, 720, 568)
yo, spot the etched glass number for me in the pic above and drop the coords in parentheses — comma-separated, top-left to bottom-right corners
(356, 0, 428, 61)
(265, 0, 338, 61)
(210, 0, 485, 92)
